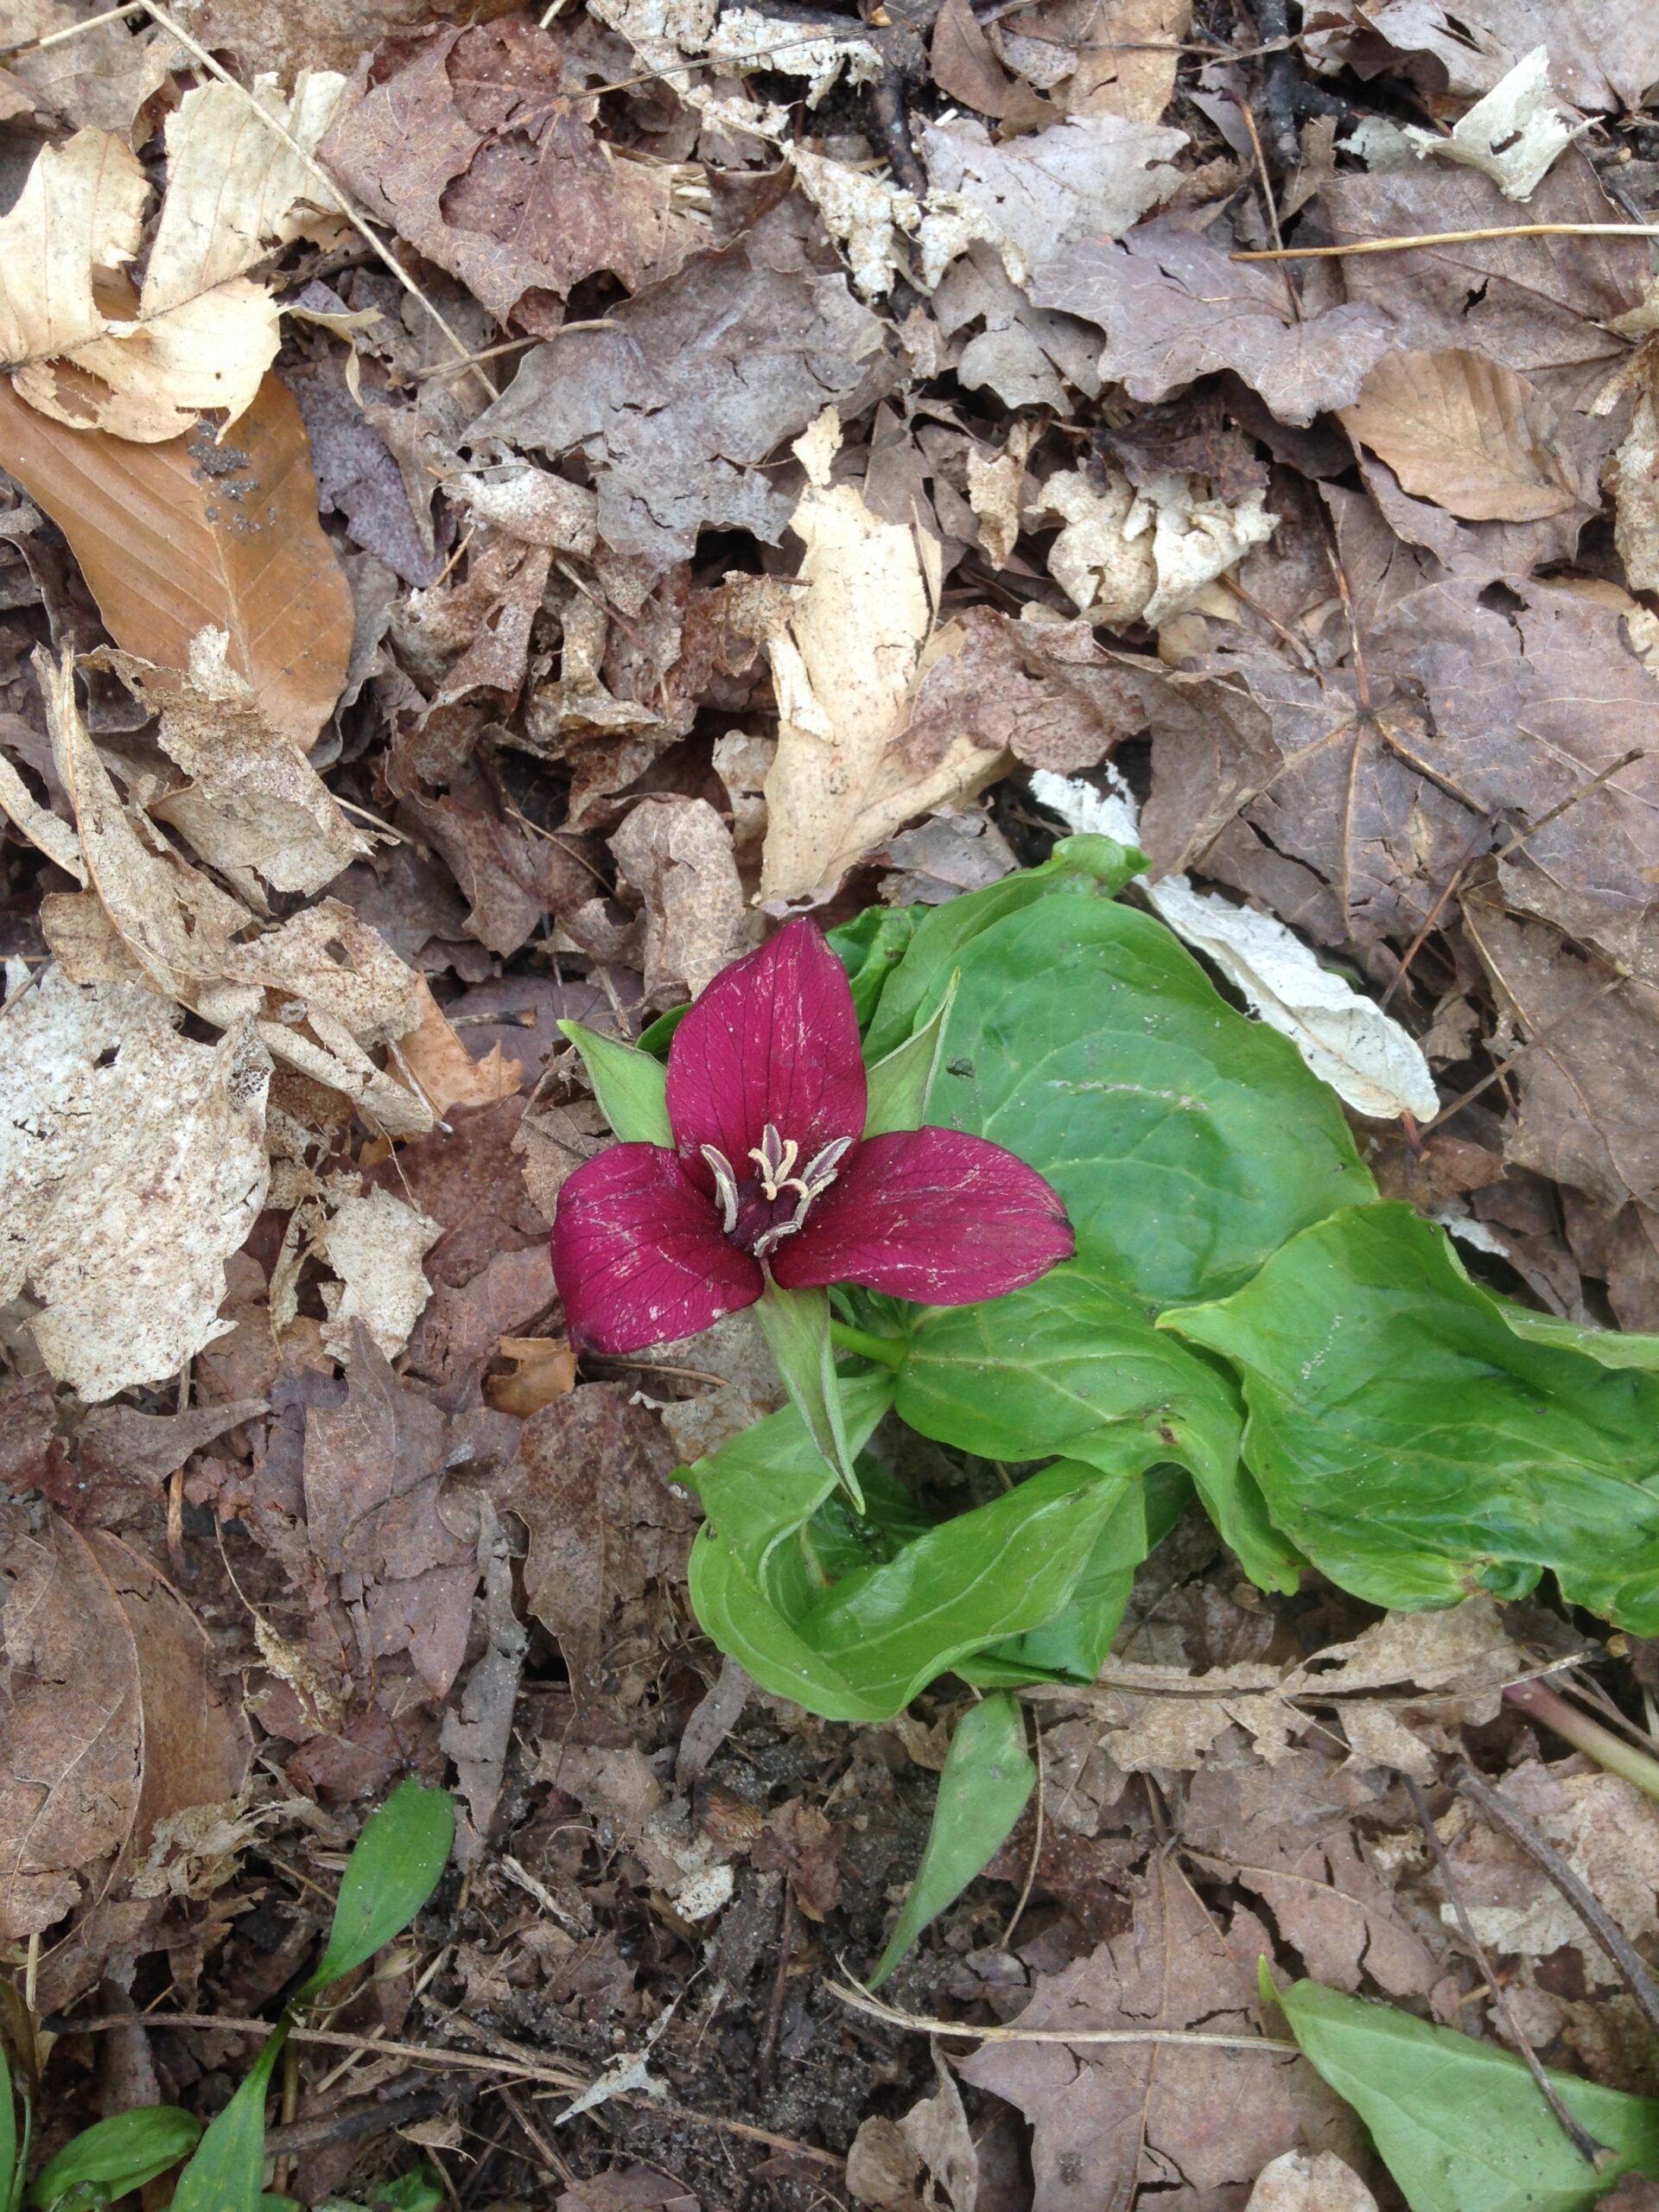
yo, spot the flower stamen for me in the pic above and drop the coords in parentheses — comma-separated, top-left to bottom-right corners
(701, 1144, 741, 1233)
(747, 1123, 800, 1201)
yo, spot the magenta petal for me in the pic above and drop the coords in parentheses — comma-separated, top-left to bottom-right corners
(665, 918, 868, 1190)
(771, 1128, 1075, 1304)
(553, 1144, 764, 1352)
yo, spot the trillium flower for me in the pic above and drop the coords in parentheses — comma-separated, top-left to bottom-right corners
(552, 917, 1073, 1355)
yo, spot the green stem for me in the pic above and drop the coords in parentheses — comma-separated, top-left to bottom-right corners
(830, 1320, 906, 1370)
(1506, 1678, 1659, 1804)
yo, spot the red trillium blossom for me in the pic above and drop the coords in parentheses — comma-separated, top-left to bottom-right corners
(552, 918, 1075, 1353)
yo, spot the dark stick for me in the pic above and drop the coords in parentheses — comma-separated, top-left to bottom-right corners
(1405, 1776, 1611, 2170)
(264, 2085, 466, 2157)
(1452, 1760, 1659, 2044)
(758, 1880, 798, 2084)
(871, 69, 927, 197)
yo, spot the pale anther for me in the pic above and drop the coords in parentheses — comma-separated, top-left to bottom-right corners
(701, 1143, 741, 1234)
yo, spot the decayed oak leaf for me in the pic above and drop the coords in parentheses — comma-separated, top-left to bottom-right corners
(0, 1510, 250, 1942)
(759, 470, 1007, 905)
(0, 375, 353, 745)
(0, 76, 342, 440)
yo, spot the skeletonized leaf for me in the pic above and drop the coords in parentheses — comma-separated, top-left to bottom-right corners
(1, 74, 343, 440)
(1339, 348, 1576, 524)
(0, 374, 354, 746)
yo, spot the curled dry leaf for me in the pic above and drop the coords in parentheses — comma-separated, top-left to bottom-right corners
(759, 447, 1006, 904)
(1401, 46, 1576, 201)
(1246, 2150, 1379, 2212)
(1338, 348, 1577, 524)
(0, 969, 271, 1401)
(0, 374, 354, 746)
(396, 973, 524, 1118)
(0, 74, 343, 440)
(0, 1507, 250, 1942)
(1036, 465, 1278, 628)
(99, 632, 370, 898)
(611, 794, 750, 1005)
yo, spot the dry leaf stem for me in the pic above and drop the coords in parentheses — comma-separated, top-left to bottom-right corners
(830, 1980, 1300, 2052)
(1404, 1774, 1611, 2170)
(1236, 224, 1659, 261)
(1451, 1758, 1659, 2042)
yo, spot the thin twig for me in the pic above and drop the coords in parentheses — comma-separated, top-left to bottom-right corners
(1404, 1776, 1609, 2170)
(759, 1882, 796, 2084)
(410, 322, 617, 383)
(829, 1980, 1299, 2052)
(1451, 1761, 1659, 2044)
(0, 1, 148, 56)
(1001, 1711, 1045, 1947)
(136, 3, 496, 399)
(1420, 965, 1629, 1135)
(1235, 223, 1659, 261)
(1233, 95, 1299, 323)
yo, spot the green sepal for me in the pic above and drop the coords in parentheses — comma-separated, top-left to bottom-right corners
(754, 1281, 863, 1510)
(557, 1020, 673, 1146)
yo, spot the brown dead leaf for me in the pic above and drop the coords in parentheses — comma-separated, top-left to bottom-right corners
(1314, 0, 1659, 111)
(1035, 214, 1395, 427)
(472, 195, 887, 566)
(440, 1492, 527, 1859)
(77, 1398, 269, 1491)
(753, 1797, 845, 1920)
(1323, 155, 1647, 411)
(321, 22, 702, 334)
(961, 1859, 1307, 2209)
(505, 1383, 694, 1703)
(931, 0, 1046, 124)
(0, 1509, 248, 1945)
(397, 974, 524, 1119)
(1339, 349, 1577, 523)
(3, 2, 174, 136)
(486, 1336, 576, 1418)
(302, 1320, 477, 1697)
(318, 1186, 440, 1361)
(1019, 0, 1193, 124)
(0, 374, 354, 746)
(610, 796, 749, 1006)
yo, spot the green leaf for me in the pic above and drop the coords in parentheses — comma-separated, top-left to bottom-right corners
(171, 2030, 284, 2212)
(29, 2108, 202, 2210)
(683, 1374, 896, 1718)
(827, 904, 924, 1027)
(918, 887, 1372, 1306)
(753, 1281, 863, 1510)
(775, 1457, 1140, 1719)
(556, 1021, 672, 1146)
(863, 835, 1142, 1062)
(871, 1694, 1034, 1986)
(897, 1262, 1300, 1592)
(968, 1463, 1192, 1684)
(862, 975, 957, 1138)
(296, 1779, 454, 2004)
(1271, 1974, 1659, 2212)
(635, 1002, 688, 1060)
(0, 2049, 16, 2212)
(1166, 1204, 1659, 1630)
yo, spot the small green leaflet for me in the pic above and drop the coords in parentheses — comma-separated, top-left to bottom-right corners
(556, 1021, 672, 1147)
(28, 2108, 201, 2211)
(753, 1281, 863, 1509)
(1269, 1972, 1659, 2212)
(861, 974, 957, 1138)
(871, 1693, 1034, 1986)
(1166, 1205, 1659, 1630)
(296, 1778, 454, 2003)
(170, 2031, 284, 2212)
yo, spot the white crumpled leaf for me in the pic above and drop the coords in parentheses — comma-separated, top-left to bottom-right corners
(1037, 467, 1278, 629)
(1031, 770, 1439, 1122)
(319, 1185, 441, 1361)
(1404, 47, 1578, 202)
(1, 969, 271, 1400)
(705, 7, 880, 102)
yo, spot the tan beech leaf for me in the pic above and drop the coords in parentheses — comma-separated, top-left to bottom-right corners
(98, 630, 369, 896)
(760, 480, 1005, 904)
(1247, 2151, 1379, 2212)
(396, 974, 524, 1119)
(0, 966, 271, 1399)
(1339, 347, 1577, 523)
(1, 76, 343, 441)
(0, 1509, 143, 1940)
(0, 375, 354, 746)
(0, 747, 84, 882)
